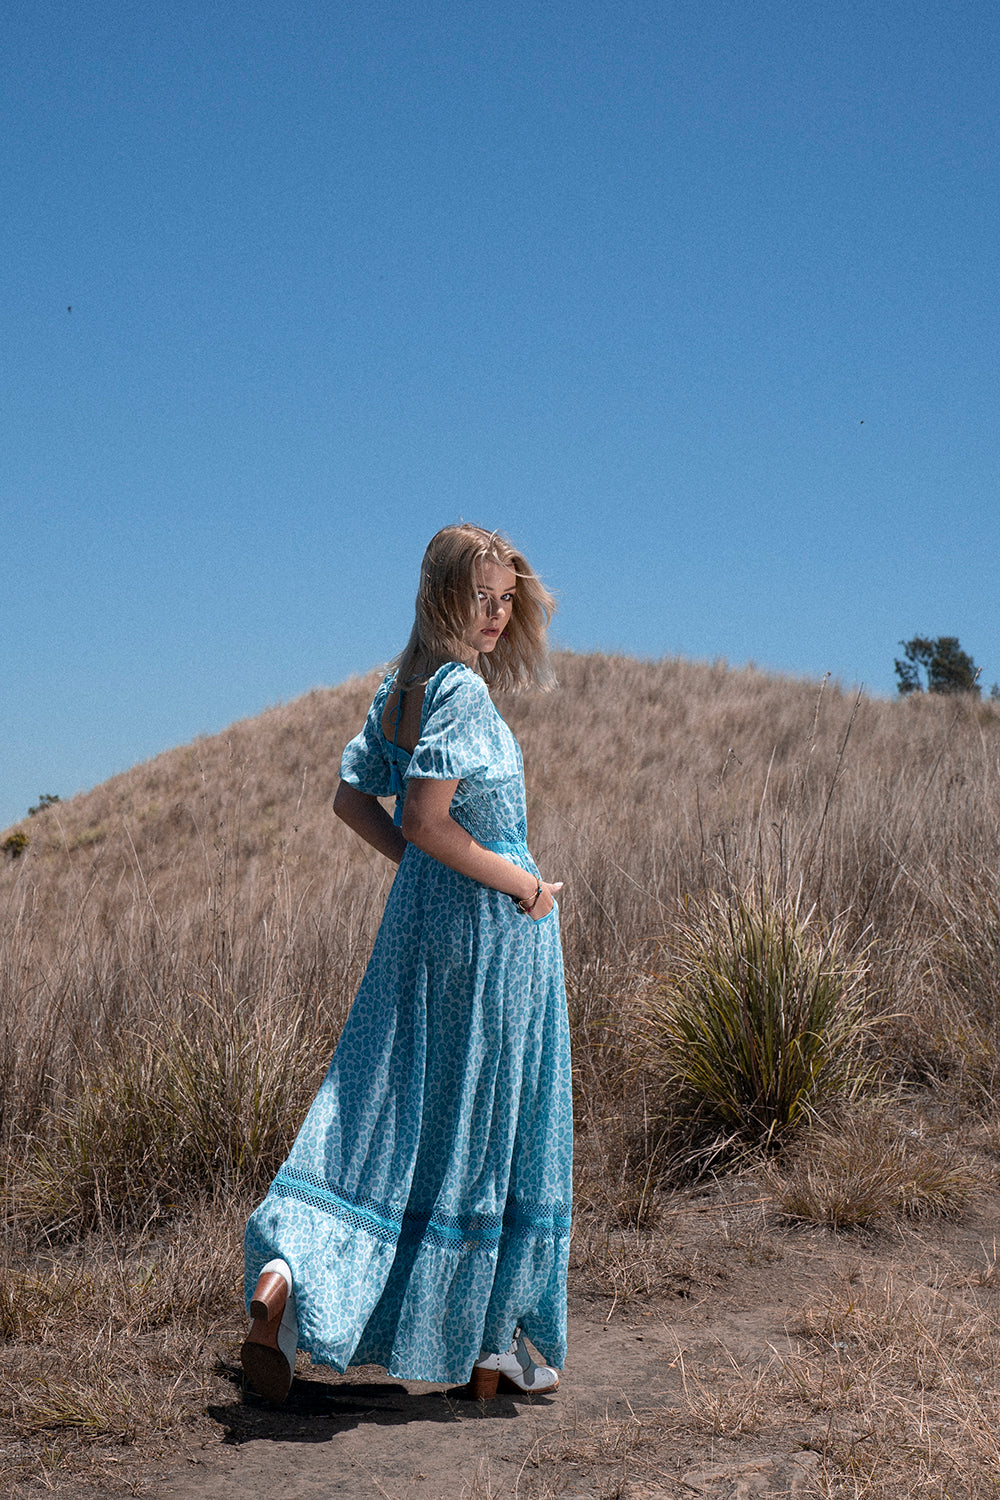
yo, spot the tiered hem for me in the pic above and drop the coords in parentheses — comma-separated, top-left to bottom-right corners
(245, 1177, 570, 1383)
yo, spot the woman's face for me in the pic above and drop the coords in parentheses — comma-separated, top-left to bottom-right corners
(464, 558, 517, 656)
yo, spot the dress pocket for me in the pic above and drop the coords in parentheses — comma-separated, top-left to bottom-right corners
(530, 903, 558, 926)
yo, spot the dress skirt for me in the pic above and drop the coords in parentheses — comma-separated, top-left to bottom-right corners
(244, 836, 573, 1384)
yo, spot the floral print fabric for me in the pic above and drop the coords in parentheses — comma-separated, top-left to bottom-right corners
(244, 663, 572, 1383)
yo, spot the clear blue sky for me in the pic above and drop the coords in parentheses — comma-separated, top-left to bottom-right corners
(3, 0, 998, 830)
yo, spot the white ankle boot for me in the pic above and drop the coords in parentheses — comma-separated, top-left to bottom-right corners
(240, 1258, 298, 1403)
(467, 1330, 560, 1398)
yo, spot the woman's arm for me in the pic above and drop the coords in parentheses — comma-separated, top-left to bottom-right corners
(401, 776, 561, 919)
(333, 781, 407, 864)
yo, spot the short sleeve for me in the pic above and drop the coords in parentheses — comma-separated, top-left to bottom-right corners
(339, 677, 393, 797)
(406, 664, 494, 784)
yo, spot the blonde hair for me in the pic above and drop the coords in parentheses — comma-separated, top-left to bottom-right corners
(394, 524, 556, 693)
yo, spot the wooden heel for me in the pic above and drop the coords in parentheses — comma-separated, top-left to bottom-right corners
(242, 1275, 292, 1403)
(250, 1270, 288, 1322)
(466, 1364, 500, 1399)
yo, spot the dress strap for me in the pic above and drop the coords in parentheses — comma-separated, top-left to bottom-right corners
(389, 683, 406, 797)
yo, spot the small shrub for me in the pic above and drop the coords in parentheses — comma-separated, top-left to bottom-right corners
(895, 635, 982, 696)
(2, 829, 28, 859)
(770, 1110, 980, 1229)
(28, 794, 60, 817)
(640, 888, 871, 1151)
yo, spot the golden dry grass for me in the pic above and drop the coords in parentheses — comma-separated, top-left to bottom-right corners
(769, 1106, 983, 1229)
(670, 1264, 1000, 1498)
(4, 651, 1000, 1493)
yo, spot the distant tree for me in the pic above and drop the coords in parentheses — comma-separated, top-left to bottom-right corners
(28, 793, 60, 816)
(991, 683, 1000, 703)
(895, 637, 981, 697)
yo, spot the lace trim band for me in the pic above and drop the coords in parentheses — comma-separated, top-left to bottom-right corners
(272, 1168, 570, 1252)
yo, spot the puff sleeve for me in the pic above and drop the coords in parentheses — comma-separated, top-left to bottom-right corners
(339, 676, 394, 797)
(406, 664, 495, 785)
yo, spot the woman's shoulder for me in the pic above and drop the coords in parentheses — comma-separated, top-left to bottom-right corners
(424, 660, 489, 703)
(419, 663, 494, 732)
(406, 661, 502, 775)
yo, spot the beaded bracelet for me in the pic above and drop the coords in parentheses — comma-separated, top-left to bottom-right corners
(514, 879, 543, 915)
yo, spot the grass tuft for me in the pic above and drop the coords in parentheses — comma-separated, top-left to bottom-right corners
(11, 992, 337, 1234)
(639, 887, 872, 1153)
(770, 1107, 981, 1228)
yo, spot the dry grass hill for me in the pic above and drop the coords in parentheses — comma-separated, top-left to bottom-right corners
(4, 652, 1000, 1497)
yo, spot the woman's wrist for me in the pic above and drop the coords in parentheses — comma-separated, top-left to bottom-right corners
(513, 878, 543, 914)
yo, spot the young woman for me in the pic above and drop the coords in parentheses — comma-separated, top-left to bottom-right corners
(241, 524, 572, 1403)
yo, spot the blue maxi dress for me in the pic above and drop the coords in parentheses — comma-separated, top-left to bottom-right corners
(244, 662, 573, 1384)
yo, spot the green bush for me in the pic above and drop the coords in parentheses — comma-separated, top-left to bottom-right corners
(1, 830, 28, 859)
(641, 888, 871, 1151)
(27, 793, 60, 816)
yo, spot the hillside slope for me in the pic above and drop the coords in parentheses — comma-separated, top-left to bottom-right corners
(6, 649, 989, 906)
(3, 650, 1000, 1138)
(5, 650, 1000, 967)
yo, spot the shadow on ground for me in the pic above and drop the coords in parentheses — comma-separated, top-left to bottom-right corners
(210, 1361, 554, 1448)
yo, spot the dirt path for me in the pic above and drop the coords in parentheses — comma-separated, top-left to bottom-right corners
(142, 1188, 978, 1500)
(155, 1308, 688, 1500)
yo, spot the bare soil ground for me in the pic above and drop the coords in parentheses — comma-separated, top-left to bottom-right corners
(21, 1180, 1000, 1500)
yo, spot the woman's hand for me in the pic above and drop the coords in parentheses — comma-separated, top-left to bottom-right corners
(527, 881, 562, 921)
(401, 778, 563, 917)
